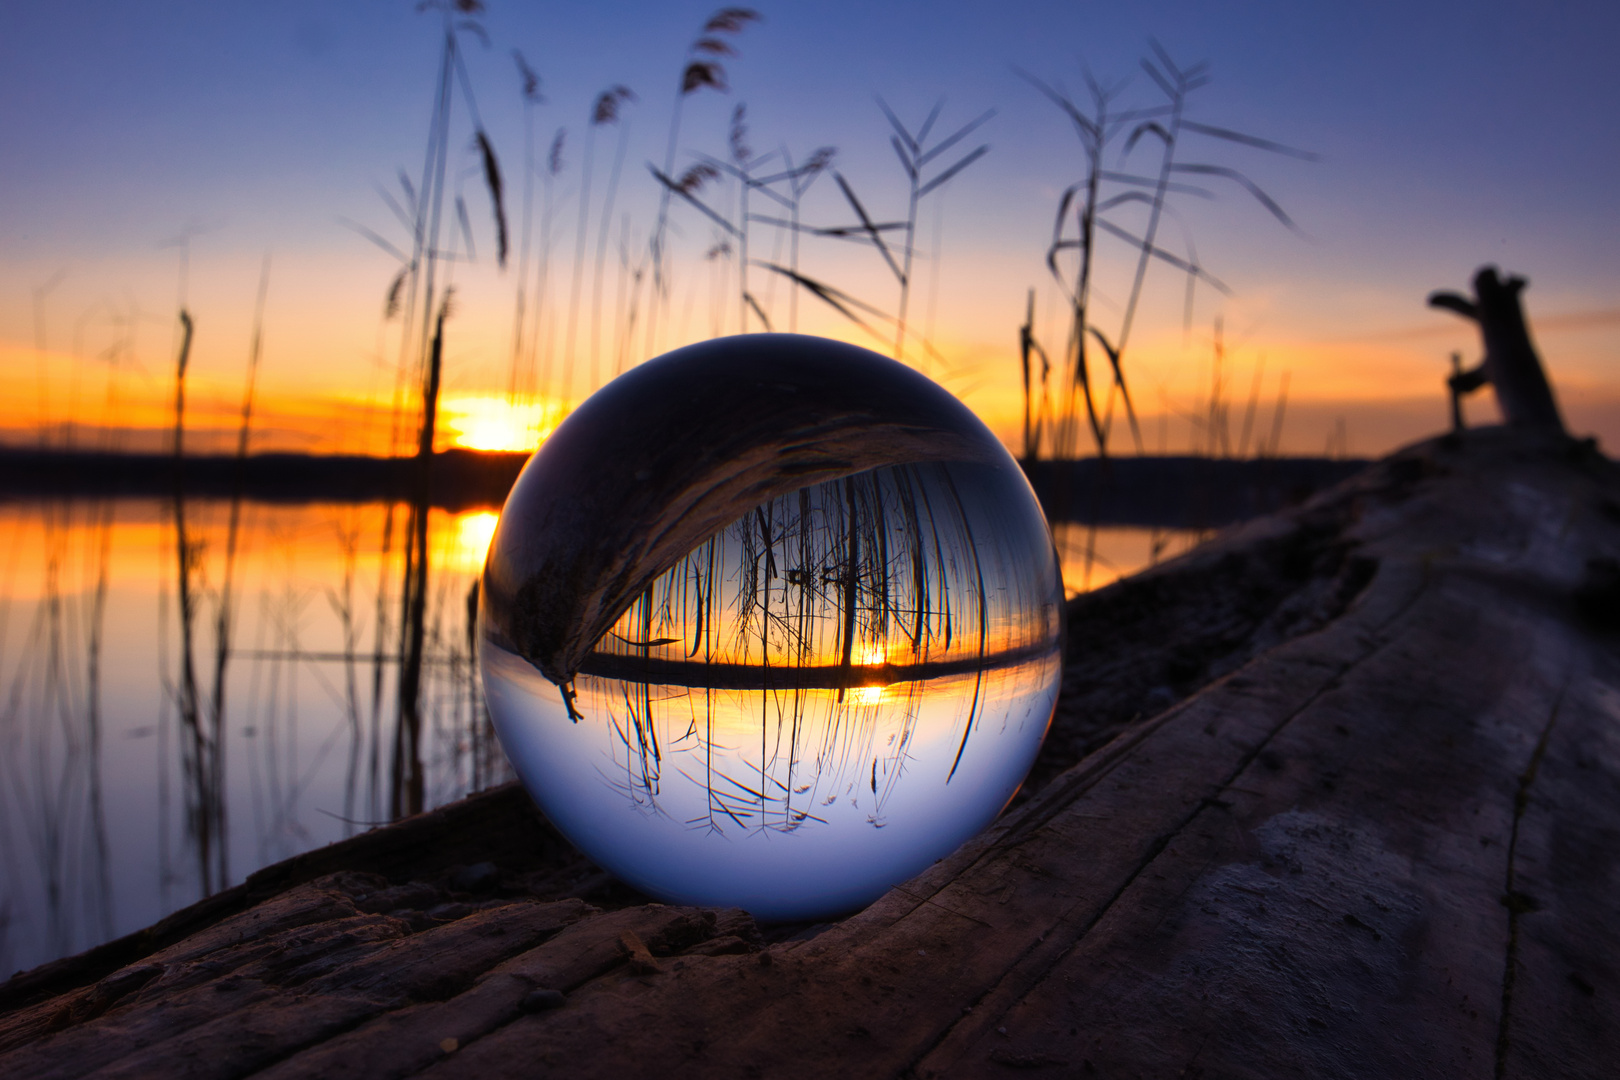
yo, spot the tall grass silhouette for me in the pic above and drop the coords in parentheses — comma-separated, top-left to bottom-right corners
(645, 8, 761, 359)
(1021, 43, 1313, 461)
(871, 100, 994, 362)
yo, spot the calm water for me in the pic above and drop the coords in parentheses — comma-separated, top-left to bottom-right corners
(1050, 520, 1208, 598)
(0, 496, 504, 978)
(0, 494, 1195, 975)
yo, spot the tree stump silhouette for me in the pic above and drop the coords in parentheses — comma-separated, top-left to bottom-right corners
(1429, 266, 1566, 432)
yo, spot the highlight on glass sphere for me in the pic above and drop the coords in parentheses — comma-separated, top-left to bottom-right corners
(479, 334, 1064, 922)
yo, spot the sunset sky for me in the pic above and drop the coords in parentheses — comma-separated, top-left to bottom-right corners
(3, 0, 1618, 457)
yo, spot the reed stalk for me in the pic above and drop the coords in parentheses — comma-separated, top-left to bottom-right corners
(533, 128, 565, 408)
(394, 292, 451, 819)
(508, 50, 543, 403)
(168, 307, 228, 894)
(590, 88, 636, 387)
(1264, 371, 1291, 458)
(874, 99, 993, 362)
(1023, 45, 1311, 463)
(1236, 353, 1265, 459)
(614, 216, 644, 377)
(645, 9, 759, 359)
(563, 110, 599, 400)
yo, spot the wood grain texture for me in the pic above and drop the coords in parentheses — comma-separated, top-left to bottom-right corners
(3, 426, 1616, 1079)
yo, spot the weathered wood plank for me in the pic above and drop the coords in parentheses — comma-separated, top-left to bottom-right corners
(0, 891, 587, 1080)
(1493, 642, 1620, 1076)
(73, 899, 586, 1080)
(0, 880, 365, 1055)
(0, 784, 582, 1018)
(923, 576, 1530, 1077)
(255, 906, 736, 1080)
(0, 886, 408, 1073)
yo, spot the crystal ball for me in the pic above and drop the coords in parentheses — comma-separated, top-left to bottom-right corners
(479, 334, 1063, 921)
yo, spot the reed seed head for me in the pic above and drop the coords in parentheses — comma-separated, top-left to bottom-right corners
(592, 85, 636, 125)
(513, 50, 543, 103)
(802, 147, 836, 176)
(676, 162, 721, 194)
(548, 128, 566, 175)
(729, 103, 751, 164)
(682, 61, 727, 95)
(703, 8, 760, 34)
(385, 267, 408, 320)
(475, 130, 508, 267)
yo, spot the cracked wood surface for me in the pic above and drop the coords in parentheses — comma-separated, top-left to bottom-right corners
(2, 426, 1617, 1078)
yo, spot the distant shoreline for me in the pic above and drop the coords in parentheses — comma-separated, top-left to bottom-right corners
(0, 446, 1369, 527)
(1021, 456, 1369, 526)
(0, 446, 530, 512)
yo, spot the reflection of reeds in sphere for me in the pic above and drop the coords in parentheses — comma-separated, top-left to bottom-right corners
(480, 335, 1064, 920)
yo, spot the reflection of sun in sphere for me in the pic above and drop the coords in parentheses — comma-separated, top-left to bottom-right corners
(480, 335, 1064, 922)
(850, 646, 891, 705)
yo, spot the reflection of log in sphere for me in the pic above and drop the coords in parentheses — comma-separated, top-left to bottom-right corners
(480, 335, 1064, 921)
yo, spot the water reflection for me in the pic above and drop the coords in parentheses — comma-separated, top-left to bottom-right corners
(1051, 521, 1206, 597)
(0, 496, 117, 973)
(0, 498, 509, 976)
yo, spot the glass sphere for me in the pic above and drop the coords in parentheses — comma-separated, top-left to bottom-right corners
(480, 335, 1063, 921)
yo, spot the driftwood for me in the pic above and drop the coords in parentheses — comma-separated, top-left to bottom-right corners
(3, 423, 1617, 1078)
(1431, 266, 1566, 432)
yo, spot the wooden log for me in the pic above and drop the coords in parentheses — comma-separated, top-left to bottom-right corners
(0, 779, 600, 1021)
(2, 425, 1617, 1079)
(252, 906, 748, 1080)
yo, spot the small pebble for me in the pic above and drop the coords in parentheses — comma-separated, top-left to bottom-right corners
(521, 988, 567, 1012)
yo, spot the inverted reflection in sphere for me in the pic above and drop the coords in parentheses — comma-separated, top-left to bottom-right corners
(480, 335, 1063, 921)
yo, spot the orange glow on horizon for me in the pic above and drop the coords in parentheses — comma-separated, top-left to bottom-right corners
(6, 313, 1620, 460)
(439, 394, 564, 453)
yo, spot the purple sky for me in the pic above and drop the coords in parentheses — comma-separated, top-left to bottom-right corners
(3, 0, 1618, 454)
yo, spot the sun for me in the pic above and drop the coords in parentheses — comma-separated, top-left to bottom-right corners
(849, 646, 891, 704)
(440, 395, 562, 452)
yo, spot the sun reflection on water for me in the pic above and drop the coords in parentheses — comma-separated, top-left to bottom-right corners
(450, 510, 500, 572)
